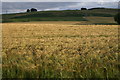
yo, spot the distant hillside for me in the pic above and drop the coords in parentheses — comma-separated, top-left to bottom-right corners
(1, 8, 119, 23)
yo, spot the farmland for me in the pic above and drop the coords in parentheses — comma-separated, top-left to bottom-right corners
(1, 8, 119, 25)
(2, 23, 119, 78)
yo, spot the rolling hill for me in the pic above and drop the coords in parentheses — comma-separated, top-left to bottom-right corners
(1, 8, 119, 24)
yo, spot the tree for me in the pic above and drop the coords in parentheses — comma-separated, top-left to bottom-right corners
(31, 8, 37, 12)
(81, 8, 87, 10)
(27, 9, 30, 12)
(114, 13, 120, 24)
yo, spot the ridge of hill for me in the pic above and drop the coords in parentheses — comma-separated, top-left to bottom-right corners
(1, 8, 119, 24)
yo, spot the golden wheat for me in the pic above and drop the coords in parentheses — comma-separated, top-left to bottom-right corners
(2, 23, 119, 78)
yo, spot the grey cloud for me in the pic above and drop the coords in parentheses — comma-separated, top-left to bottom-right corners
(2, 2, 119, 14)
(2, 0, 119, 2)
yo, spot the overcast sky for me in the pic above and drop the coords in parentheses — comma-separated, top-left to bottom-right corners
(1, 0, 119, 2)
(1, 0, 119, 14)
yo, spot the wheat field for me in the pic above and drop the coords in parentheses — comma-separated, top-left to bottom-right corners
(2, 23, 119, 78)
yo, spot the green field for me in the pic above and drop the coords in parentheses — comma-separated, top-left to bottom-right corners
(1, 8, 119, 24)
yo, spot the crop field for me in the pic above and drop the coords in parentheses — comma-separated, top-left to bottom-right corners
(2, 23, 119, 78)
(2, 8, 119, 24)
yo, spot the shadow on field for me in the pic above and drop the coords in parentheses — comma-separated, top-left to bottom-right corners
(74, 22, 118, 25)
